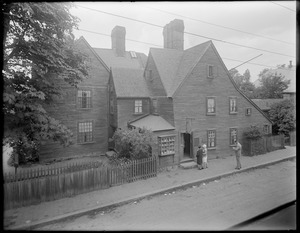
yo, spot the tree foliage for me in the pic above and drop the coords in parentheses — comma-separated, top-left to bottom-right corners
(268, 99, 296, 136)
(2, 2, 89, 163)
(112, 128, 155, 160)
(252, 67, 290, 99)
(229, 68, 255, 98)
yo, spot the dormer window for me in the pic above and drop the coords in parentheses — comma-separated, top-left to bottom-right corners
(130, 51, 137, 58)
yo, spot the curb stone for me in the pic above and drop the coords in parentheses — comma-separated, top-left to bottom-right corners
(9, 155, 296, 230)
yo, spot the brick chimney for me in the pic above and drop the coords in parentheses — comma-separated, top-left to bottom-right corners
(111, 26, 126, 57)
(163, 19, 184, 50)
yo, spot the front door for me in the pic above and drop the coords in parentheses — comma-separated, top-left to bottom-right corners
(182, 133, 192, 159)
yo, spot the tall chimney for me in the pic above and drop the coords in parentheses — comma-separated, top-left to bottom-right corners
(111, 26, 126, 57)
(289, 60, 292, 68)
(163, 19, 184, 50)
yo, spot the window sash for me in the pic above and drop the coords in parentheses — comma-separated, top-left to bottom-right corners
(207, 98, 215, 113)
(135, 100, 142, 113)
(230, 128, 238, 145)
(229, 97, 237, 113)
(78, 122, 93, 143)
(78, 90, 92, 108)
(207, 130, 216, 148)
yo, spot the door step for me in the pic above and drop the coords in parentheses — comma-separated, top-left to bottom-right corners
(179, 160, 198, 169)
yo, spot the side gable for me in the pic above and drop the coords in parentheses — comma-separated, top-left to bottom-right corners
(76, 36, 110, 72)
(208, 42, 273, 124)
(144, 51, 168, 97)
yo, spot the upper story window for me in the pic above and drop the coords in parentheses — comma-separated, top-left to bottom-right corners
(229, 97, 237, 114)
(246, 107, 252, 116)
(263, 125, 270, 134)
(134, 100, 142, 114)
(230, 128, 238, 146)
(78, 90, 92, 109)
(207, 64, 217, 78)
(158, 136, 175, 156)
(78, 121, 93, 144)
(206, 97, 216, 115)
(145, 69, 153, 81)
(207, 130, 216, 148)
(152, 98, 158, 114)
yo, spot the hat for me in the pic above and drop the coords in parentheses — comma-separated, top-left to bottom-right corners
(202, 144, 207, 148)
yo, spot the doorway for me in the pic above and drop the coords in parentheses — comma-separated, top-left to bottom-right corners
(183, 133, 191, 159)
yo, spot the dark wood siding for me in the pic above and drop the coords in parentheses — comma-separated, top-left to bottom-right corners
(39, 39, 110, 161)
(173, 45, 272, 159)
(144, 53, 167, 97)
(117, 98, 151, 129)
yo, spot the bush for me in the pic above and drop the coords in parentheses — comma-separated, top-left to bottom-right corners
(112, 127, 155, 160)
(243, 125, 263, 140)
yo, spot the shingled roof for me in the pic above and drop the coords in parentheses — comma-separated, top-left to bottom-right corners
(93, 48, 147, 69)
(111, 68, 149, 98)
(149, 41, 212, 97)
(129, 114, 175, 132)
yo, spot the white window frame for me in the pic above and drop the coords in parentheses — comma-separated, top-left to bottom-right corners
(230, 128, 238, 146)
(229, 97, 237, 114)
(207, 97, 216, 115)
(207, 129, 216, 149)
(134, 100, 143, 114)
(78, 90, 92, 109)
(78, 121, 93, 144)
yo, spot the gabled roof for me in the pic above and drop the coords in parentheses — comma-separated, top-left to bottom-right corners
(129, 114, 175, 132)
(150, 41, 211, 97)
(93, 48, 147, 69)
(76, 37, 110, 72)
(111, 68, 150, 98)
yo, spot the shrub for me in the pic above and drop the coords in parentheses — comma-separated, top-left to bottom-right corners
(112, 127, 155, 160)
(243, 125, 263, 140)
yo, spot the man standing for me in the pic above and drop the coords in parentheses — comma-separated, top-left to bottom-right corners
(233, 140, 242, 170)
(196, 146, 203, 170)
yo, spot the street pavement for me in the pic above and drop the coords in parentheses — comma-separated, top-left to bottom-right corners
(3, 146, 296, 230)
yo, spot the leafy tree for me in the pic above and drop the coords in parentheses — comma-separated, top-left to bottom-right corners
(253, 67, 290, 99)
(269, 99, 296, 136)
(229, 68, 255, 98)
(2, 2, 89, 164)
(112, 128, 155, 160)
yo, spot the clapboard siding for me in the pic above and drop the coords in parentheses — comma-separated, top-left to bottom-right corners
(117, 98, 151, 129)
(173, 45, 272, 159)
(40, 38, 110, 161)
(156, 97, 175, 126)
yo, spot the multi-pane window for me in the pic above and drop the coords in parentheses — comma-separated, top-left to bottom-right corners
(78, 90, 91, 108)
(78, 121, 93, 143)
(263, 125, 270, 134)
(158, 136, 175, 156)
(229, 97, 237, 114)
(230, 128, 238, 145)
(246, 108, 251, 116)
(135, 100, 142, 114)
(207, 97, 216, 114)
(152, 99, 158, 114)
(207, 130, 216, 148)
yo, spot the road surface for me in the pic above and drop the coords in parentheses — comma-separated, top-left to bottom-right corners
(37, 160, 296, 230)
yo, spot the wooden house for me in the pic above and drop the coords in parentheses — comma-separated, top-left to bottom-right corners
(130, 19, 273, 167)
(39, 37, 110, 161)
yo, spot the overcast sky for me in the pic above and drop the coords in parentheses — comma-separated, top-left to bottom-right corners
(70, 1, 296, 82)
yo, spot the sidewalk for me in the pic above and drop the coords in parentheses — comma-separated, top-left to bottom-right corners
(4, 146, 296, 230)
